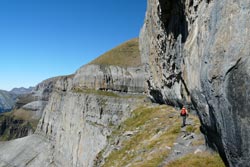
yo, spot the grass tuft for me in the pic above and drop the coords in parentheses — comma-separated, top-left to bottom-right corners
(165, 152, 225, 167)
(99, 106, 225, 167)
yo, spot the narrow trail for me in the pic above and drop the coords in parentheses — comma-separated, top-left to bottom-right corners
(159, 115, 206, 167)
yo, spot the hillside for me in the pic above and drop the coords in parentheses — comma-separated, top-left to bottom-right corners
(10, 87, 34, 95)
(89, 38, 141, 67)
(95, 105, 224, 167)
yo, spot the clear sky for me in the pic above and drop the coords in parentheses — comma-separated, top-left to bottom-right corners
(0, 0, 146, 91)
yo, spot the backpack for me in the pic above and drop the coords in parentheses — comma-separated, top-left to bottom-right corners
(180, 108, 187, 116)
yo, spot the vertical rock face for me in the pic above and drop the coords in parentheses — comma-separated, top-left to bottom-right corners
(36, 89, 141, 167)
(140, 0, 250, 166)
(33, 65, 144, 167)
(16, 75, 74, 118)
(73, 64, 145, 94)
(140, 0, 190, 105)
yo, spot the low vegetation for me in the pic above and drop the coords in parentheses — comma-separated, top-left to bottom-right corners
(72, 88, 120, 97)
(11, 109, 39, 129)
(165, 152, 225, 167)
(101, 105, 181, 167)
(89, 38, 141, 67)
(97, 104, 225, 167)
(185, 114, 201, 134)
(0, 109, 39, 141)
(15, 94, 35, 108)
(72, 87, 146, 99)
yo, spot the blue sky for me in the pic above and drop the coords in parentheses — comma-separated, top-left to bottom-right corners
(0, 0, 146, 91)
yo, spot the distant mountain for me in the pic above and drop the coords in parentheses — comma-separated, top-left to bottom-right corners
(0, 87, 34, 113)
(10, 87, 34, 95)
(0, 90, 15, 113)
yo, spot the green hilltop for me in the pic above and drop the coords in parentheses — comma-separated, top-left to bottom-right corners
(89, 38, 141, 67)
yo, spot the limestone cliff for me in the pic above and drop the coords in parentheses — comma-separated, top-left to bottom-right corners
(140, 0, 250, 166)
(0, 39, 146, 167)
(73, 64, 145, 94)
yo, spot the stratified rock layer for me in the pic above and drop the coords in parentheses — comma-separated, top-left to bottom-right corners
(74, 64, 145, 94)
(140, 0, 250, 166)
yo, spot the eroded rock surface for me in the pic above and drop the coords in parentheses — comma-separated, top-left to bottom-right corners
(0, 38, 145, 166)
(74, 64, 145, 94)
(0, 135, 53, 167)
(140, 0, 250, 166)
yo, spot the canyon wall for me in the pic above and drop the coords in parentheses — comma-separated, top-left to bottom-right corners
(33, 64, 145, 166)
(140, 0, 250, 166)
(0, 41, 145, 166)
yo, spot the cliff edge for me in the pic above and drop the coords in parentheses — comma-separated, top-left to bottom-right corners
(0, 39, 147, 167)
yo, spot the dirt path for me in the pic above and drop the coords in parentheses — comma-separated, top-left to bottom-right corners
(159, 116, 207, 167)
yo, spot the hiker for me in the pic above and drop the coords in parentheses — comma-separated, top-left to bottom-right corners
(180, 106, 188, 127)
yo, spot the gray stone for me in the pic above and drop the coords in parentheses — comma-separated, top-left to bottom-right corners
(194, 148, 202, 154)
(183, 133, 194, 140)
(165, 146, 172, 150)
(123, 131, 135, 136)
(140, 0, 250, 166)
(73, 64, 145, 94)
(0, 60, 145, 166)
(0, 135, 53, 167)
(174, 150, 182, 155)
(22, 101, 48, 119)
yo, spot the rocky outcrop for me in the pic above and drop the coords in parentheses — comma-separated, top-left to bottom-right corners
(14, 75, 73, 120)
(140, 0, 250, 166)
(73, 65, 145, 94)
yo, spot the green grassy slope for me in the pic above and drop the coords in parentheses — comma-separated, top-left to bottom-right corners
(89, 38, 141, 67)
(96, 104, 225, 167)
